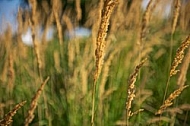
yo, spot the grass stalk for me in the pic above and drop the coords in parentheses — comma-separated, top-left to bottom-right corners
(29, 0, 43, 81)
(177, 47, 190, 86)
(156, 85, 189, 115)
(24, 77, 49, 126)
(91, 0, 118, 125)
(126, 58, 146, 125)
(75, 0, 82, 21)
(0, 101, 26, 126)
(163, 0, 182, 104)
(163, 35, 190, 111)
(138, 0, 153, 45)
(170, 35, 190, 77)
(52, 0, 64, 58)
(172, 0, 181, 35)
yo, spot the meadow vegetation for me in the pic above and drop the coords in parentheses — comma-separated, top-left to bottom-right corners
(0, 0, 190, 125)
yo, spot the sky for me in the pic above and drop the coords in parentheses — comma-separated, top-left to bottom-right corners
(0, 0, 55, 45)
(0, 0, 21, 34)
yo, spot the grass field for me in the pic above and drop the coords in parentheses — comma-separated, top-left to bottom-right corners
(0, 0, 190, 126)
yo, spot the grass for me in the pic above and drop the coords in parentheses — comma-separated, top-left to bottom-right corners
(0, 0, 190, 125)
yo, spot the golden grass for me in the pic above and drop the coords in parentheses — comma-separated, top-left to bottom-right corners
(161, 15, 190, 120)
(91, 0, 118, 125)
(170, 35, 190, 77)
(62, 14, 74, 37)
(125, 0, 141, 28)
(17, 8, 23, 39)
(52, 0, 63, 47)
(16, 8, 28, 59)
(177, 47, 190, 86)
(156, 85, 189, 115)
(0, 101, 26, 126)
(138, 0, 153, 45)
(29, 0, 43, 81)
(172, 0, 181, 34)
(24, 77, 49, 126)
(1, 0, 190, 125)
(93, 0, 118, 82)
(7, 52, 15, 94)
(42, 13, 54, 44)
(126, 58, 147, 124)
(75, 0, 82, 21)
(179, 1, 190, 31)
(110, 0, 125, 34)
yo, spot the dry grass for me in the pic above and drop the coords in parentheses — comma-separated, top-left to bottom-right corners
(62, 14, 74, 37)
(91, 0, 118, 125)
(125, 0, 141, 28)
(126, 58, 147, 124)
(172, 0, 181, 34)
(170, 35, 190, 77)
(0, 101, 26, 126)
(93, 0, 118, 82)
(24, 77, 49, 126)
(75, 0, 82, 21)
(159, 35, 190, 118)
(177, 47, 190, 86)
(7, 52, 15, 94)
(179, 1, 190, 31)
(0, 0, 190, 125)
(29, 0, 43, 81)
(156, 85, 189, 115)
(52, 0, 63, 47)
(138, 0, 153, 45)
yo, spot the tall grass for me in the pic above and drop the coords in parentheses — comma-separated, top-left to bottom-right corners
(0, 0, 190, 125)
(92, 1, 118, 125)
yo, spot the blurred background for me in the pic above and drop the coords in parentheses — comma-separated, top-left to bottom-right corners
(1, 0, 189, 45)
(0, 0, 190, 126)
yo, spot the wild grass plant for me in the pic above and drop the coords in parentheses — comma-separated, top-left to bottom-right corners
(0, 0, 190, 126)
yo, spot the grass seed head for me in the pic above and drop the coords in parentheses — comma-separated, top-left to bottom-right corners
(156, 85, 189, 115)
(0, 101, 26, 126)
(170, 35, 190, 77)
(126, 58, 147, 119)
(24, 77, 49, 126)
(94, 0, 118, 81)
